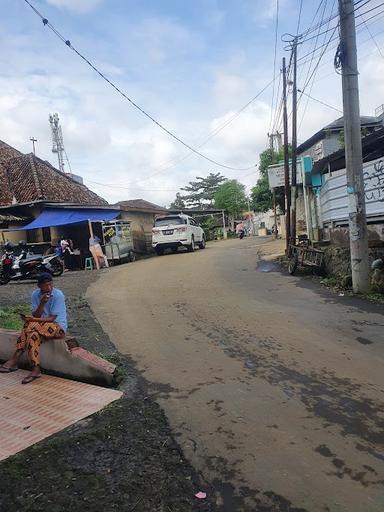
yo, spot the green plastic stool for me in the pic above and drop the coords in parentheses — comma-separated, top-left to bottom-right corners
(84, 257, 94, 270)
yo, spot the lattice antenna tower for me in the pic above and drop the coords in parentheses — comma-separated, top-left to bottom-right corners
(49, 113, 66, 173)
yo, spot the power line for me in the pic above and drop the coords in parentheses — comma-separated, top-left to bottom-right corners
(268, 0, 280, 134)
(299, 0, 331, 104)
(23, 0, 257, 172)
(297, 5, 384, 67)
(142, 77, 277, 181)
(85, 178, 180, 192)
(296, 0, 304, 35)
(298, 11, 384, 69)
(297, 89, 343, 112)
(361, 15, 384, 56)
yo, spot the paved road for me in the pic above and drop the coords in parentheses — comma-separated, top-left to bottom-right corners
(88, 237, 384, 512)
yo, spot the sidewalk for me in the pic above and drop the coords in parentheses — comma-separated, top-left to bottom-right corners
(0, 370, 122, 461)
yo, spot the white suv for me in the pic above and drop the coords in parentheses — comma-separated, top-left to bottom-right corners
(152, 214, 206, 255)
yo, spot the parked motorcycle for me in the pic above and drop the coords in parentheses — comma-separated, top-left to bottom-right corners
(0, 242, 63, 285)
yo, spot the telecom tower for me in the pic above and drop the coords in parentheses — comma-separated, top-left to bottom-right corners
(49, 113, 66, 173)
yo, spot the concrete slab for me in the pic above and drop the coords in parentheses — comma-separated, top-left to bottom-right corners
(0, 370, 122, 461)
(0, 329, 116, 386)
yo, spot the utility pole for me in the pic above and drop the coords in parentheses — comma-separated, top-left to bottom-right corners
(290, 37, 298, 244)
(338, 0, 370, 293)
(273, 189, 278, 239)
(282, 57, 291, 253)
(30, 137, 37, 155)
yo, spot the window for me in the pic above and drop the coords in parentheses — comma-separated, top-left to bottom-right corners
(155, 216, 185, 227)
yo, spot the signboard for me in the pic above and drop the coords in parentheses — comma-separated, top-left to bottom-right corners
(267, 160, 303, 190)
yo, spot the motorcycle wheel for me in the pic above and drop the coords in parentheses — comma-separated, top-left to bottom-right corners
(50, 260, 64, 277)
(0, 273, 11, 285)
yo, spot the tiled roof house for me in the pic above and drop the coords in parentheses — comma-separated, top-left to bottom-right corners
(0, 140, 107, 206)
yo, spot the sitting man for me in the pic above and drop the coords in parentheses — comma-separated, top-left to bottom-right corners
(0, 273, 67, 384)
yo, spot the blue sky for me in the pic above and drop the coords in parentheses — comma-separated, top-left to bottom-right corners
(1, 0, 383, 205)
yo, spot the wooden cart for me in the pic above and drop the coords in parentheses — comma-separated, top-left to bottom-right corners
(288, 236, 324, 275)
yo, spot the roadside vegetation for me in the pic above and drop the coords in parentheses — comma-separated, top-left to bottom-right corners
(0, 304, 29, 330)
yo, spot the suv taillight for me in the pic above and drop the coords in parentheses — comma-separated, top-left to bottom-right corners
(152, 228, 160, 234)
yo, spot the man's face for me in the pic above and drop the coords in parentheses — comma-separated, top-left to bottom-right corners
(39, 282, 53, 295)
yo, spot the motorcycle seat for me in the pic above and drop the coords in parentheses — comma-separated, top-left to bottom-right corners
(19, 255, 43, 265)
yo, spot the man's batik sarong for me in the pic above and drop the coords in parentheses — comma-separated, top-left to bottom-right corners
(16, 320, 65, 367)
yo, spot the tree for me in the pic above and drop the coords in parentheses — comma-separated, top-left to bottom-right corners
(250, 147, 287, 213)
(179, 172, 226, 208)
(169, 193, 185, 210)
(214, 180, 247, 229)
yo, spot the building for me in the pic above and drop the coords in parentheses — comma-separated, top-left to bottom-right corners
(311, 127, 384, 244)
(0, 140, 165, 256)
(297, 115, 382, 163)
(115, 199, 167, 252)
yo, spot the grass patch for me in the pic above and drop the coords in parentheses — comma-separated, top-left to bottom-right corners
(0, 304, 30, 330)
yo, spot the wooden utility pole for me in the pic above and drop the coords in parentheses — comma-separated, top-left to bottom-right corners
(291, 38, 298, 244)
(338, 0, 370, 293)
(282, 57, 291, 253)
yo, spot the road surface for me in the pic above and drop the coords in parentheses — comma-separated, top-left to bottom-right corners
(88, 237, 384, 512)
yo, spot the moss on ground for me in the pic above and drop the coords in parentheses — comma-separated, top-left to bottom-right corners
(0, 394, 214, 512)
(0, 304, 30, 330)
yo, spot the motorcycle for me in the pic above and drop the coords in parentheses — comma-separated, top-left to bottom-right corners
(238, 230, 245, 239)
(0, 242, 63, 285)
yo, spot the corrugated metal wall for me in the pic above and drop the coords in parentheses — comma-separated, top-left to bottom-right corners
(320, 157, 384, 224)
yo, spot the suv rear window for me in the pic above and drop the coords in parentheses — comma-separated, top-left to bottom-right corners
(155, 216, 186, 227)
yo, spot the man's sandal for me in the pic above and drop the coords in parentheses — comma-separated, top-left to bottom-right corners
(21, 375, 41, 385)
(0, 366, 18, 373)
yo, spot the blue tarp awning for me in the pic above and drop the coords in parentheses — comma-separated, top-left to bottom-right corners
(15, 208, 120, 230)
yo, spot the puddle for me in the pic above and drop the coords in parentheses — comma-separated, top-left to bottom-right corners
(255, 260, 279, 273)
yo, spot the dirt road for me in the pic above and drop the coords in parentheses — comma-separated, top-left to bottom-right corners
(88, 237, 384, 512)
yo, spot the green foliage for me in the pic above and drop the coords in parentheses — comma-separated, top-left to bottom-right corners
(169, 193, 185, 210)
(175, 172, 226, 208)
(0, 304, 30, 330)
(214, 180, 247, 217)
(251, 147, 286, 213)
(198, 216, 217, 241)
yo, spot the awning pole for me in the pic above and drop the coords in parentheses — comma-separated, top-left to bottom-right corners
(88, 219, 100, 270)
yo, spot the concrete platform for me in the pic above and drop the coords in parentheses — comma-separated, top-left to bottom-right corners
(0, 328, 116, 386)
(0, 370, 122, 461)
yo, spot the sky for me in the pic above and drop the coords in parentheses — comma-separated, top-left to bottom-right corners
(1, 0, 384, 206)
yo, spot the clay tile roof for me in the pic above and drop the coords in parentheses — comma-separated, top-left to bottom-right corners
(0, 140, 23, 165)
(116, 199, 166, 212)
(0, 140, 108, 206)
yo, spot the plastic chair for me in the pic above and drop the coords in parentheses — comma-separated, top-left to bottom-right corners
(84, 257, 94, 270)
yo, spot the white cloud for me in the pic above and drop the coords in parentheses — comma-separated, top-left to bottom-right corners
(46, 0, 103, 13)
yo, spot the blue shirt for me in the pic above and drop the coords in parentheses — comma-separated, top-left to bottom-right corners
(31, 288, 68, 332)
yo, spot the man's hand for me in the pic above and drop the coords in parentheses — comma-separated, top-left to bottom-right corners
(40, 292, 51, 305)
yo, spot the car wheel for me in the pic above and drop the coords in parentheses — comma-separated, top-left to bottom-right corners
(155, 247, 164, 256)
(199, 236, 206, 249)
(188, 236, 195, 252)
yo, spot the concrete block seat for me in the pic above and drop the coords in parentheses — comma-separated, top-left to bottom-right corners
(0, 328, 116, 386)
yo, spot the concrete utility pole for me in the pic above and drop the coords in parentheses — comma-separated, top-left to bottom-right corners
(338, 0, 370, 293)
(291, 38, 298, 243)
(282, 57, 291, 253)
(30, 137, 37, 155)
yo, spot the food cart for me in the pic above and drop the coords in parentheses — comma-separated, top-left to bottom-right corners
(102, 220, 135, 264)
